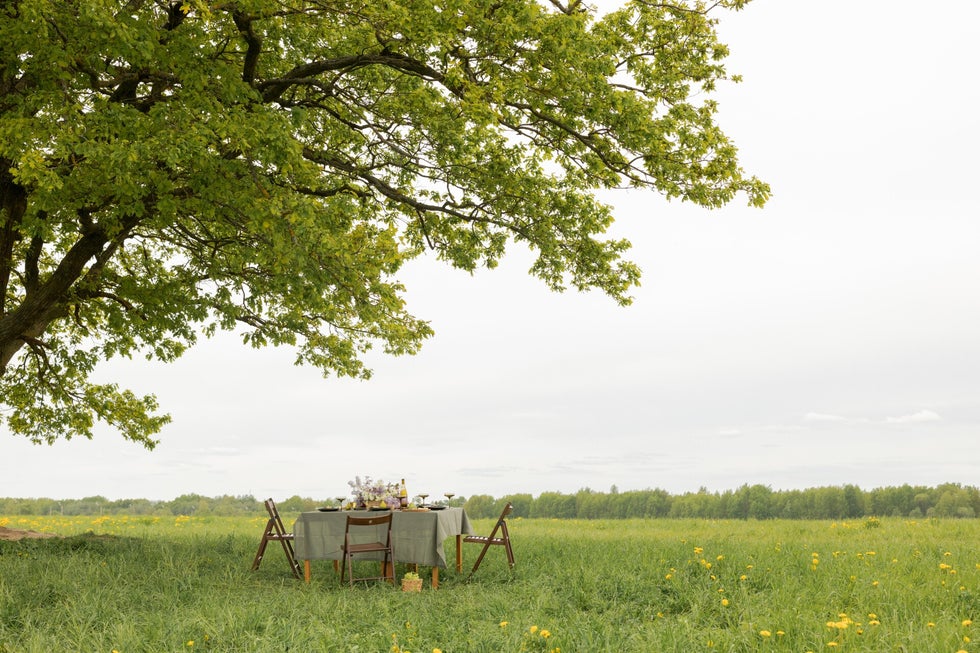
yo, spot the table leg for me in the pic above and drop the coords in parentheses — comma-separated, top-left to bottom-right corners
(333, 560, 340, 574)
(304, 560, 311, 584)
(456, 534, 463, 573)
(431, 567, 439, 589)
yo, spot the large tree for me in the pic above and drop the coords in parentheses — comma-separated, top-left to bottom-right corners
(0, 0, 768, 447)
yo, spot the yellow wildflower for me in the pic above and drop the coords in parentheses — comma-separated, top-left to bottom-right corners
(530, 626, 538, 634)
(963, 619, 973, 627)
(721, 599, 730, 607)
(499, 621, 508, 628)
(759, 630, 771, 637)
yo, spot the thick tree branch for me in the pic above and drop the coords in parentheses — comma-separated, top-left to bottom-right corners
(260, 52, 446, 103)
(233, 11, 262, 85)
(0, 227, 109, 368)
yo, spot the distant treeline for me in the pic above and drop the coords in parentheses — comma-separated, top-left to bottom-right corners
(3, 483, 980, 520)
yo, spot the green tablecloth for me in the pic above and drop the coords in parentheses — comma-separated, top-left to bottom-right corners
(293, 508, 473, 568)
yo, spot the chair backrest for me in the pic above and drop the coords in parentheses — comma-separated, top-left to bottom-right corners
(485, 502, 513, 539)
(264, 498, 290, 537)
(345, 513, 393, 532)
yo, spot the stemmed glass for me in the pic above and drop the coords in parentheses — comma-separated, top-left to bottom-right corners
(418, 493, 429, 507)
(444, 492, 455, 506)
(335, 496, 346, 510)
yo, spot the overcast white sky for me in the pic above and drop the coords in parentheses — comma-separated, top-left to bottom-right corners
(3, 0, 979, 503)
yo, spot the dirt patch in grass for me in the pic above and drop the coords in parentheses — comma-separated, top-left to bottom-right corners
(0, 526, 61, 541)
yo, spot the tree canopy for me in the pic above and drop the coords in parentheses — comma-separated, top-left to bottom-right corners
(0, 0, 768, 448)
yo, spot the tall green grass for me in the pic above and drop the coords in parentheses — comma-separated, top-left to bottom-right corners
(2, 515, 979, 652)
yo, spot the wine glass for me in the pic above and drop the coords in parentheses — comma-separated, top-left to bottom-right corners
(418, 493, 429, 507)
(444, 492, 455, 506)
(335, 497, 346, 510)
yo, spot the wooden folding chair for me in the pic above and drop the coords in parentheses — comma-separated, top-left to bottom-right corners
(464, 502, 515, 575)
(251, 498, 302, 579)
(340, 513, 395, 586)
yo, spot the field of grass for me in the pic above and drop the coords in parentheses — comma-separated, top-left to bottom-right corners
(2, 514, 980, 652)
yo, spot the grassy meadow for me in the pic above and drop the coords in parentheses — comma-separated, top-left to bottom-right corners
(2, 514, 980, 652)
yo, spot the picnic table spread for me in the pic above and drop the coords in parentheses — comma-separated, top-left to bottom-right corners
(293, 507, 473, 587)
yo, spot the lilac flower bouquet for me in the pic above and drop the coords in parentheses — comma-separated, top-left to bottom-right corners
(348, 475, 400, 509)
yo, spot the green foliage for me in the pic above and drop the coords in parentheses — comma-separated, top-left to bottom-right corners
(4, 482, 980, 519)
(2, 515, 980, 651)
(0, 0, 767, 446)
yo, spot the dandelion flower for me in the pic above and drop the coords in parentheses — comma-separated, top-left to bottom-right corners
(540, 630, 551, 638)
(721, 599, 730, 607)
(499, 621, 508, 628)
(530, 626, 538, 634)
(963, 619, 973, 627)
(759, 630, 771, 637)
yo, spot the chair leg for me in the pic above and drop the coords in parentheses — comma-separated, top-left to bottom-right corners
(501, 523, 515, 568)
(251, 518, 275, 571)
(279, 537, 302, 579)
(344, 554, 355, 587)
(251, 535, 270, 571)
(469, 540, 494, 575)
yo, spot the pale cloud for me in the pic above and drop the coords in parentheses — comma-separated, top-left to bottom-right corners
(803, 412, 852, 423)
(885, 410, 942, 424)
(803, 410, 941, 426)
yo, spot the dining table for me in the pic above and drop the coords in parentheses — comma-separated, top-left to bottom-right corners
(293, 507, 473, 588)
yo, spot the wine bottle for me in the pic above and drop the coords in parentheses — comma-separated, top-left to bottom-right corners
(400, 478, 409, 508)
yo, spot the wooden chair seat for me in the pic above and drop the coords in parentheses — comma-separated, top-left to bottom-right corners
(251, 498, 302, 579)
